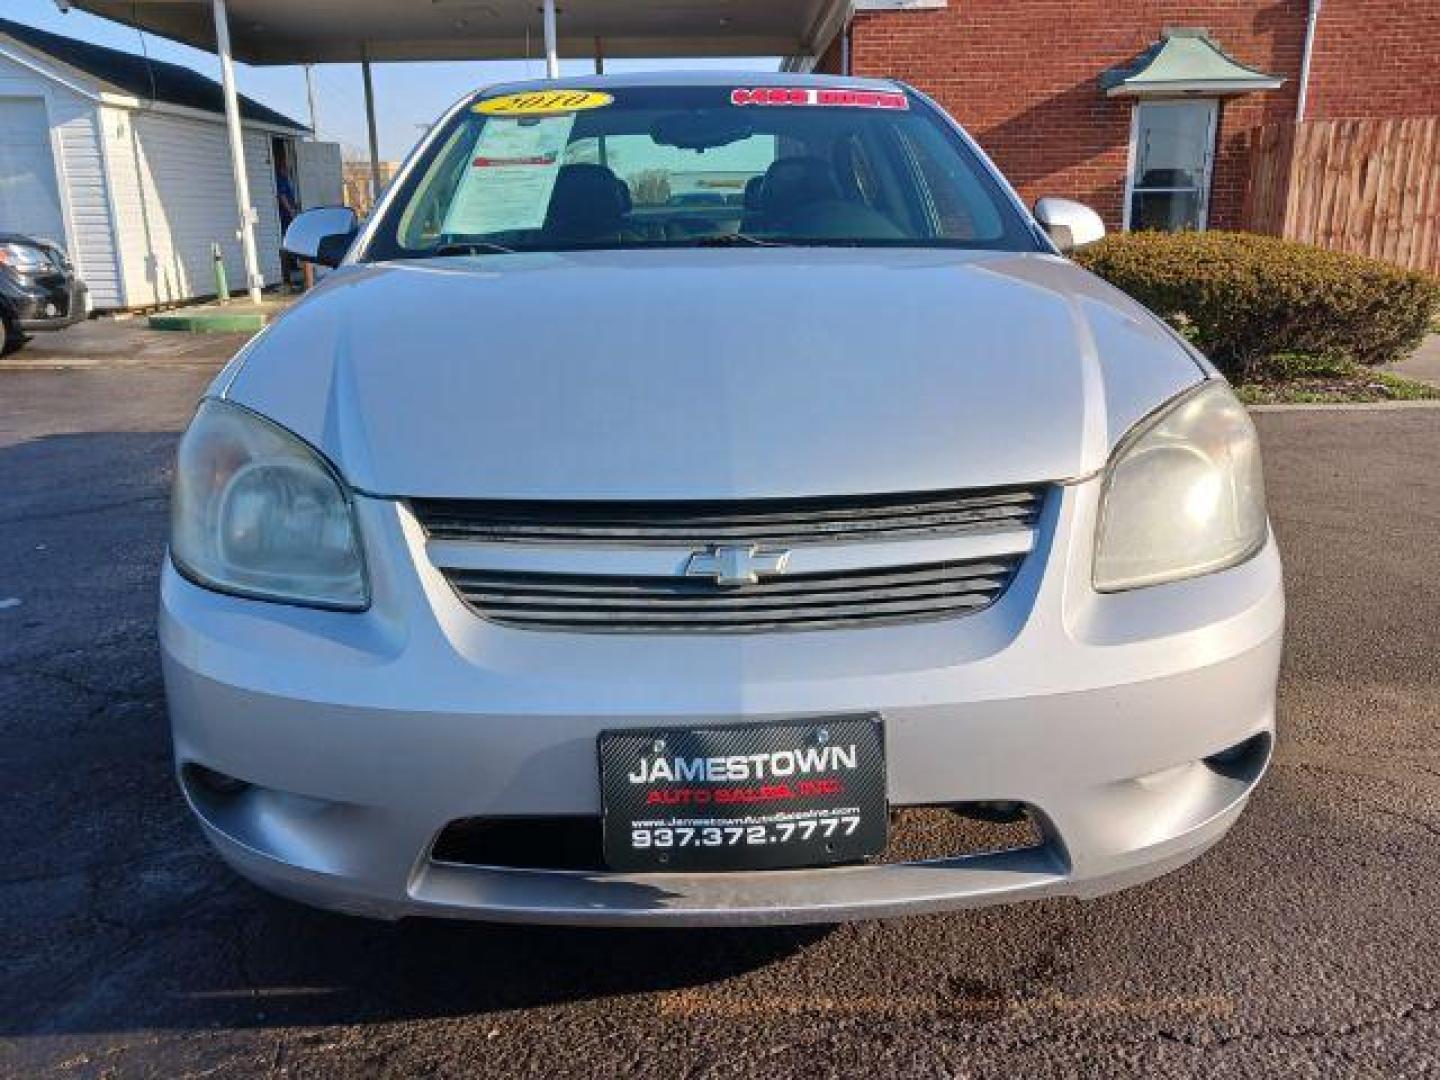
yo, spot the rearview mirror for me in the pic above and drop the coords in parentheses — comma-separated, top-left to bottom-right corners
(1033, 197, 1105, 253)
(651, 112, 755, 152)
(283, 206, 359, 268)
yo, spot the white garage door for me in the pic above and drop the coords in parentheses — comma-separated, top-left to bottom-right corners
(0, 97, 66, 244)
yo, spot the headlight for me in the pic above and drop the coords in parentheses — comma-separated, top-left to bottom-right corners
(1094, 381, 1267, 592)
(171, 399, 368, 610)
(0, 242, 50, 272)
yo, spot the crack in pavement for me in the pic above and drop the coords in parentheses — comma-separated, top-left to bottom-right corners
(1362, 802, 1440, 840)
(1153, 998, 1440, 1049)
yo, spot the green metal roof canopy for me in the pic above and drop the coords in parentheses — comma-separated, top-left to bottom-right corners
(1100, 28, 1284, 97)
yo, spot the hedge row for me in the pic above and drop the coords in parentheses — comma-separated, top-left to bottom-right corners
(1075, 231, 1440, 379)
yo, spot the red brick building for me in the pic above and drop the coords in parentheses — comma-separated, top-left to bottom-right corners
(819, 0, 1440, 233)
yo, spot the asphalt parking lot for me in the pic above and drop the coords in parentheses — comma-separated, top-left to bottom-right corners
(1, 326, 1438, 1078)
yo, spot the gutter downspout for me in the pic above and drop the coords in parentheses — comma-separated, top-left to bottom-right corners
(1296, 0, 1322, 122)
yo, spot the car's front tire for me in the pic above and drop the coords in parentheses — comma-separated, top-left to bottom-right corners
(1, 314, 27, 356)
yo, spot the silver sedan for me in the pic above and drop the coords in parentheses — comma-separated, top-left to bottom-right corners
(161, 73, 1282, 925)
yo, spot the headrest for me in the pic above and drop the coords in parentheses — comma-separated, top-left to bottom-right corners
(743, 174, 765, 211)
(759, 156, 841, 218)
(545, 163, 629, 236)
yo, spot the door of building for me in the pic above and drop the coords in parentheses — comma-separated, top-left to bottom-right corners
(1125, 99, 1217, 231)
(0, 97, 67, 245)
(294, 140, 344, 208)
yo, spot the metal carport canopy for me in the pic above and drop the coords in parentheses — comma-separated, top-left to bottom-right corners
(63, 0, 852, 65)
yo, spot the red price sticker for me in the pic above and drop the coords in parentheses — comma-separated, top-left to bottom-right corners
(730, 87, 909, 110)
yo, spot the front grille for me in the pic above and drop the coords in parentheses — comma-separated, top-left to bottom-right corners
(430, 805, 1045, 872)
(445, 556, 1021, 633)
(411, 485, 1044, 546)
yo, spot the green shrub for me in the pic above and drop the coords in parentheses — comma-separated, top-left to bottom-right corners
(1074, 231, 1440, 378)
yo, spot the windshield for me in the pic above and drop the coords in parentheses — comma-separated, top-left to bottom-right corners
(362, 83, 1041, 259)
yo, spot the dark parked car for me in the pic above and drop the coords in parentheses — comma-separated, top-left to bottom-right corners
(0, 233, 88, 355)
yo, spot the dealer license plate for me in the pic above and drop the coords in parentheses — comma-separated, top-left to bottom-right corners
(599, 716, 887, 872)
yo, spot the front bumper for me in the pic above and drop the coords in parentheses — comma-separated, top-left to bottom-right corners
(5, 273, 88, 331)
(160, 479, 1284, 925)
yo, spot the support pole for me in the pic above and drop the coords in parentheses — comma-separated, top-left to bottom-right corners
(304, 64, 320, 139)
(542, 0, 559, 79)
(361, 57, 382, 206)
(212, 0, 263, 304)
(594, 36, 603, 75)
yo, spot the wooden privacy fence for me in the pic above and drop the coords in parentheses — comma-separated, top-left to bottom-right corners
(1242, 117, 1440, 276)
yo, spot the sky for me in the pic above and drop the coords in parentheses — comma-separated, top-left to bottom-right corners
(6, 0, 778, 162)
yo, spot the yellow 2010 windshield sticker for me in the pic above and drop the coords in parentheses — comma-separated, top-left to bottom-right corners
(475, 90, 614, 117)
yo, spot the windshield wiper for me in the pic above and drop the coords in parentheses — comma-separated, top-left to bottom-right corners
(687, 234, 788, 248)
(431, 241, 518, 256)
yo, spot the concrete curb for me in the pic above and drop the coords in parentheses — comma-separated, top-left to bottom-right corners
(148, 309, 271, 332)
(146, 297, 294, 333)
(0, 359, 227, 372)
(1249, 400, 1440, 413)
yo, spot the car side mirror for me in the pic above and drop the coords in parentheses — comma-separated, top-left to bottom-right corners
(1033, 197, 1106, 253)
(283, 206, 359, 268)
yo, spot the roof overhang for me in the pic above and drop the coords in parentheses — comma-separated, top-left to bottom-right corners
(94, 90, 309, 132)
(1101, 28, 1284, 98)
(0, 20, 309, 130)
(0, 34, 102, 102)
(63, 0, 853, 65)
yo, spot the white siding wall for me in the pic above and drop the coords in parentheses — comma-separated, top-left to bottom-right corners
(0, 53, 122, 307)
(102, 104, 284, 307)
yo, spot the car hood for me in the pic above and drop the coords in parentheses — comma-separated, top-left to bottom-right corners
(224, 248, 1204, 500)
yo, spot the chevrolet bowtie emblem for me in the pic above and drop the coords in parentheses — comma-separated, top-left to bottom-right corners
(684, 545, 792, 587)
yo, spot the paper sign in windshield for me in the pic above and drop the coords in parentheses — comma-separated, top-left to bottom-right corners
(442, 114, 576, 236)
(475, 90, 613, 116)
(731, 87, 908, 110)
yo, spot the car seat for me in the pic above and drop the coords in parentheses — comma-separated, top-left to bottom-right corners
(544, 163, 635, 241)
(753, 156, 842, 231)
